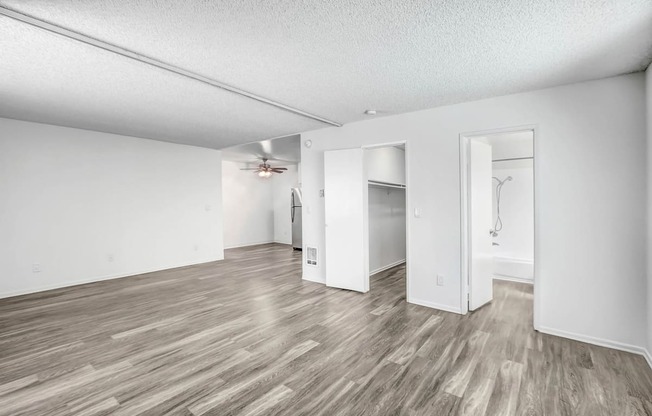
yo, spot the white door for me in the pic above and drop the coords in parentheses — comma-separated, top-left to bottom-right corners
(324, 148, 368, 292)
(469, 139, 493, 310)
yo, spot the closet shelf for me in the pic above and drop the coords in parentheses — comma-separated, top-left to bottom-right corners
(368, 180, 406, 189)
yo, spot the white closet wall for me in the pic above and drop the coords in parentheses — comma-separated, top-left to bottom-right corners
(368, 185, 406, 274)
(366, 146, 406, 275)
(366, 147, 406, 185)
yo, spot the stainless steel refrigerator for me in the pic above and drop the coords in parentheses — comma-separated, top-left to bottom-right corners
(291, 188, 302, 250)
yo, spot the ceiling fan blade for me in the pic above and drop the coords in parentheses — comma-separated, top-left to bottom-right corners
(251, 153, 296, 163)
(271, 167, 288, 170)
(265, 158, 297, 164)
(271, 169, 285, 173)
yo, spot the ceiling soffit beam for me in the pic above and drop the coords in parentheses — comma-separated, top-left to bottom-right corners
(0, 6, 343, 128)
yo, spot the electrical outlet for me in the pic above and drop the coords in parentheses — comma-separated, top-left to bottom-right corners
(193, 244, 199, 252)
(32, 263, 41, 273)
(436, 274, 444, 286)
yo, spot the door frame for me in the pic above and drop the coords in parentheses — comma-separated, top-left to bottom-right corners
(459, 125, 540, 330)
(361, 140, 410, 300)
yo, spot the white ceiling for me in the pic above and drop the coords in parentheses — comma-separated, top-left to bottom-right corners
(1, 1, 651, 149)
(222, 134, 301, 165)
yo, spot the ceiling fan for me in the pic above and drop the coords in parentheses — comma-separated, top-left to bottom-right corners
(240, 158, 287, 178)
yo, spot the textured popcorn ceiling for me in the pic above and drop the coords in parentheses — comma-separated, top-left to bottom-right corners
(1, 0, 651, 148)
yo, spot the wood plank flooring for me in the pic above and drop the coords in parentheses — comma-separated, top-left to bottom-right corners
(1, 243, 651, 415)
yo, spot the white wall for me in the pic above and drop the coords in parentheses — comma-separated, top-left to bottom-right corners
(492, 161, 534, 262)
(366, 146, 406, 185)
(272, 164, 299, 244)
(646, 64, 652, 358)
(489, 131, 535, 160)
(222, 160, 274, 248)
(369, 185, 406, 274)
(0, 118, 224, 298)
(301, 73, 647, 351)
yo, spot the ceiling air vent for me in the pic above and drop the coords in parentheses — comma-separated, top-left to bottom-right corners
(306, 247, 318, 267)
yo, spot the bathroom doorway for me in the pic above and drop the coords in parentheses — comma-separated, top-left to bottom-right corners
(460, 127, 536, 324)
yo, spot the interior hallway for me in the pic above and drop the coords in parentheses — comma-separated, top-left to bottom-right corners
(0, 244, 650, 415)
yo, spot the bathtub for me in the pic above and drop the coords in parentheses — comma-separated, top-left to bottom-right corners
(493, 256, 533, 283)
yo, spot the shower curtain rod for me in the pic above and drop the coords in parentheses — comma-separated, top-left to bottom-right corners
(492, 156, 533, 162)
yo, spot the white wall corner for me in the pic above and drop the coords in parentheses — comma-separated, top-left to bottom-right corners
(302, 274, 326, 284)
(643, 348, 652, 370)
(538, 325, 651, 368)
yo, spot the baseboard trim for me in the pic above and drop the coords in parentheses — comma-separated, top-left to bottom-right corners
(0, 256, 224, 300)
(302, 274, 325, 284)
(370, 259, 406, 276)
(224, 241, 275, 249)
(409, 297, 462, 315)
(538, 326, 651, 368)
(493, 275, 534, 285)
(272, 240, 292, 245)
(643, 349, 652, 369)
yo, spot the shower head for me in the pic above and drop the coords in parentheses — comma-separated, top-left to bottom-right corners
(492, 176, 513, 185)
(493, 175, 512, 234)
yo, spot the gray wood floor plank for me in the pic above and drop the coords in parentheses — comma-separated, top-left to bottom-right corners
(0, 243, 650, 415)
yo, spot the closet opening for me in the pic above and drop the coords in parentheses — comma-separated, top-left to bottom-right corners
(364, 144, 407, 297)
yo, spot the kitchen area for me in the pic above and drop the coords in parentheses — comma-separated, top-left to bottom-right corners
(220, 134, 303, 253)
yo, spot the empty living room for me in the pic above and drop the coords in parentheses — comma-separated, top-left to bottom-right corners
(2, 1, 652, 415)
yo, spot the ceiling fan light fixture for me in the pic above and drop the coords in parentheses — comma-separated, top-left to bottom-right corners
(242, 157, 286, 178)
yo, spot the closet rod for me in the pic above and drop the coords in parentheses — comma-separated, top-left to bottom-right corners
(492, 156, 533, 162)
(368, 180, 406, 189)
